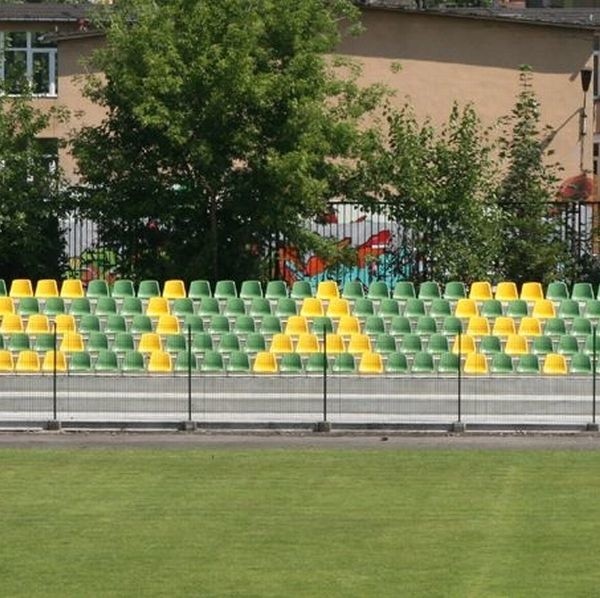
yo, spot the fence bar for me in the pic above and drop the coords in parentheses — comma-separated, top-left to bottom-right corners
(187, 324, 192, 422)
(457, 331, 462, 424)
(52, 323, 57, 421)
(593, 325, 597, 425)
(323, 328, 327, 423)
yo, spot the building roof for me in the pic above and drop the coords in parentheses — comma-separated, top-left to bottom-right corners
(0, 3, 93, 22)
(357, 2, 600, 30)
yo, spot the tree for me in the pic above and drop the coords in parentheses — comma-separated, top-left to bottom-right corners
(72, 0, 384, 283)
(0, 93, 68, 281)
(495, 66, 570, 284)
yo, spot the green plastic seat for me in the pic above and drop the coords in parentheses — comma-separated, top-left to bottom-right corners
(516, 354, 540, 374)
(79, 314, 101, 334)
(390, 316, 412, 336)
(411, 351, 435, 373)
(70, 351, 92, 372)
(86, 279, 110, 299)
(374, 333, 396, 354)
(557, 334, 579, 356)
(183, 315, 205, 334)
(403, 298, 426, 319)
(33, 333, 55, 352)
(131, 315, 153, 334)
(44, 298, 65, 316)
(214, 280, 237, 300)
(490, 352, 514, 374)
(506, 300, 528, 318)
(249, 298, 272, 318)
(227, 350, 251, 372)
(306, 353, 328, 373)
(480, 299, 503, 318)
(121, 350, 145, 372)
(172, 298, 194, 317)
(265, 280, 288, 301)
(427, 333, 449, 355)
(418, 281, 441, 301)
(353, 298, 375, 318)
(312, 317, 334, 335)
(367, 281, 389, 301)
(218, 332, 240, 353)
(0, 279, 7, 296)
(443, 281, 466, 301)
(571, 317, 592, 337)
(341, 281, 364, 300)
(415, 315, 437, 336)
(0, 336, 4, 349)
(240, 280, 263, 300)
(399, 333, 422, 354)
(95, 349, 119, 372)
(393, 281, 416, 301)
(583, 333, 600, 355)
(223, 297, 246, 317)
(8, 333, 30, 352)
(113, 332, 135, 353)
(364, 316, 385, 336)
(201, 350, 224, 372)
(437, 352, 459, 374)
(442, 316, 463, 336)
(105, 315, 127, 334)
(290, 280, 313, 300)
(378, 298, 400, 319)
(332, 352, 356, 373)
(260, 315, 282, 335)
(188, 280, 212, 300)
(233, 315, 255, 335)
(546, 281, 569, 302)
(531, 335, 554, 355)
(208, 315, 230, 335)
(174, 351, 198, 372)
(385, 352, 408, 374)
(584, 300, 600, 320)
(572, 282, 595, 303)
(70, 298, 92, 316)
(166, 334, 187, 353)
(198, 297, 220, 317)
(544, 317, 567, 337)
(192, 333, 214, 353)
(275, 297, 297, 318)
(95, 296, 118, 316)
(429, 298, 452, 319)
(571, 352, 592, 374)
(88, 331, 109, 352)
(280, 353, 303, 373)
(479, 335, 502, 355)
(137, 279, 160, 299)
(558, 299, 580, 319)
(111, 279, 135, 299)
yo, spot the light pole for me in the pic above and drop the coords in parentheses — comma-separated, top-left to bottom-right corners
(580, 67, 593, 172)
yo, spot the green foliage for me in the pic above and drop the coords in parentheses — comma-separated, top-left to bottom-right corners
(73, 0, 385, 283)
(0, 92, 68, 280)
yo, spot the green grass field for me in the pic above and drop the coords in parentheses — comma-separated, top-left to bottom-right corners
(1, 448, 599, 597)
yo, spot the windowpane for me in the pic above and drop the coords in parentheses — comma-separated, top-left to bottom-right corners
(33, 32, 55, 49)
(32, 52, 50, 94)
(5, 50, 27, 93)
(5, 32, 27, 49)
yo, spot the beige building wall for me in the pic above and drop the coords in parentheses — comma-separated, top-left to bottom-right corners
(339, 9, 595, 179)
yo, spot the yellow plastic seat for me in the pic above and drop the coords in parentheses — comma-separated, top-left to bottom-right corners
(494, 281, 518, 302)
(531, 299, 555, 320)
(347, 333, 372, 354)
(316, 280, 339, 301)
(324, 333, 345, 354)
(520, 282, 544, 302)
(284, 315, 309, 337)
(466, 316, 490, 337)
(296, 333, 320, 354)
(146, 296, 170, 317)
(337, 316, 361, 337)
(0, 350, 14, 372)
(60, 279, 84, 299)
(60, 332, 84, 353)
(34, 279, 59, 298)
(0, 297, 15, 315)
(518, 317, 542, 337)
(451, 334, 476, 355)
(1, 314, 24, 334)
(543, 353, 568, 375)
(326, 298, 350, 319)
(492, 316, 516, 337)
(464, 352, 488, 375)
(504, 334, 529, 356)
(138, 332, 162, 353)
(148, 350, 173, 373)
(253, 351, 278, 373)
(156, 314, 180, 335)
(9, 279, 33, 298)
(454, 298, 478, 319)
(358, 351, 383, 374)
(42, 350, 67, 373)
(469, 281, 493, 302)
(26, 314, 50, 335)
(300, 298, 324, 318)
(15, 350, 40, 372)
(269, 333, 294, 354)
(163, 279, 186, 299)
(55, 314, 76, 334)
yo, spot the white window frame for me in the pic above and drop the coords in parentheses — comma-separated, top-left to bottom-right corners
(0, 31, 57, 97)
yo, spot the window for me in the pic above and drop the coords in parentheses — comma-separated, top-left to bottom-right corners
(0, 31, 57, 96)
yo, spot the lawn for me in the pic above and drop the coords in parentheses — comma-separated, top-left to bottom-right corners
(0, 448, 599, 597)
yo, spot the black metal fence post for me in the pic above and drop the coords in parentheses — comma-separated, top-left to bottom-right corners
(457, 331, 462, 423)
(46, 322, 61, 430)
(323, 328, 327, 423)
(593, 325, 597, 425)
(188, 324, 192, 422)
